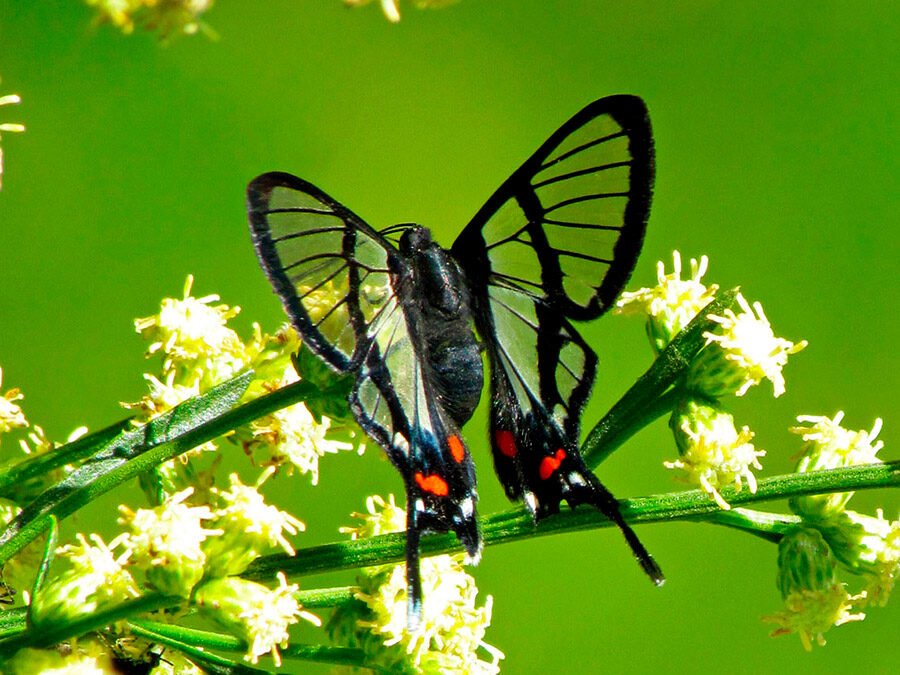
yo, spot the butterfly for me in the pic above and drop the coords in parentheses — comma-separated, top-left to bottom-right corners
(247, 94, 663, 624)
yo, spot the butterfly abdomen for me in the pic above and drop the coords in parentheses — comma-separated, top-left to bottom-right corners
(399, 226, 484, 428)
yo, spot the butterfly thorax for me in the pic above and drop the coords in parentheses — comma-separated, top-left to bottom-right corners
(398, 226, 483, 428)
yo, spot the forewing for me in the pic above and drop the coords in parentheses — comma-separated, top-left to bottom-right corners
(451, 95, 653, 454)
(247, 172, 398, 372)
(452, 94, 653, 321)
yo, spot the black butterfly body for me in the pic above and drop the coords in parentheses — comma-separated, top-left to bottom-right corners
(248, 95, 663, 623)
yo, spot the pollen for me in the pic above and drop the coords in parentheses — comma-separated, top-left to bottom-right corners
(447, 434, 466, 463)
(415, 472, 449, 497)
(495, 430, 518, 458)
(539, 449, 567, 480)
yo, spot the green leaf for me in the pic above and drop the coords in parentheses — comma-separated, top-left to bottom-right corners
(0, 371, 253, 566)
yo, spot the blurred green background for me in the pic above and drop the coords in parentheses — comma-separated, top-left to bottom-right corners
(0, 1, 897, 673)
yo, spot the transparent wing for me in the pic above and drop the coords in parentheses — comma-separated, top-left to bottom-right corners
(248, 172, 481, 621)
(248, 171, 399, 372)
(452, 94, 653, 322)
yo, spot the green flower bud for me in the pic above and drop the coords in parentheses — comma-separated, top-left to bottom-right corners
(776, 526, 837, 598)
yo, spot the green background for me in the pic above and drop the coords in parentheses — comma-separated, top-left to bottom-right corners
(0, 1, 897, 673)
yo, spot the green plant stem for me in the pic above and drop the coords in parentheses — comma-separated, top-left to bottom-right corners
(296, 585, 358, 608)
(0, 461, 894, 656)
(0, 372, 350, 566)
(583, 287, 739, 466)
(245, 460, 900, 581)
(130, 618, 394, 672)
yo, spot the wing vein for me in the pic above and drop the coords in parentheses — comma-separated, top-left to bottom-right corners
(543, 192, 630, 214)
(540, 130, 627, 169)
(532, 160, 632, 189)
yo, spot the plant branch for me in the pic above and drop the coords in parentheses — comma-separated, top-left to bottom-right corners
(244, 460, 900, 581)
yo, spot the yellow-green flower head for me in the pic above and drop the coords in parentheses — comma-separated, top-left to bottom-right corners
(134, 275, 247, 386)
(5, 640, 116, 674)
(202, 470, 305, 577)
(242, 323, 302, 399)
(615, 251, 719, 353)
(248, 392, 356, 485)
(665, 399, 765, 510)
(85, 0, 215, 37)
(194, 572, 320, 666)
(688, 293, 807, 398)
(339, 494, 406, 539)
(818, 509, 900, 607)
(118, 488, 221, 597)
(766, 526, 865, 650)
(788, 412, 884, 519)
(31, 533, 140, 629)
(0, 367, 27, 437)
(333, 495, 504, 674)
(0, 82, 25, 191)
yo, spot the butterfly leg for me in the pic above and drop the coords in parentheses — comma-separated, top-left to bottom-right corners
(404, 488, 424, 629)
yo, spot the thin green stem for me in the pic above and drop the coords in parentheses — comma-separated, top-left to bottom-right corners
(296, 586, 358, 608)
(244, 460, 900, 581)
(130, 617, 395, 672)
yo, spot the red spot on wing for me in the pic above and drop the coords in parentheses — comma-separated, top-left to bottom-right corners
(495, 430, 518, 458)
(539, 449, 567, 480)
(414, 472, 449, 497)
(447, 434, 465, 463)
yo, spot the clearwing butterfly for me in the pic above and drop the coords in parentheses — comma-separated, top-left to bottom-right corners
(247, 94, 663, 624)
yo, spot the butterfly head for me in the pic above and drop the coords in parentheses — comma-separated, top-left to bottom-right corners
(398, 225, 433, 256)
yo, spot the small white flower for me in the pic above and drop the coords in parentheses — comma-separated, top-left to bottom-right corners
(0, 367, 27, 436)
(194, 573, 320, 666)
(250, 397, 355, 485)
(789, 412, 884, 518)
(616, 251, 719, 352)
(203, 470, 306, 577)
(666, 401, 765, 510)
(118, 488, 221, 597)
(690, 293, 807, 398)
(134, 275, 247, 383)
